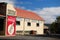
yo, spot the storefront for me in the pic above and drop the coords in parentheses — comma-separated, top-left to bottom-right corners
(0, 2, 16, 36)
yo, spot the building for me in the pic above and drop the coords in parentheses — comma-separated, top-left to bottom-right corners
(0, 2, 44, 36)
(44, 24, 51, 34)
(44, 25, 49, 34)
(15, 8, 44, 35)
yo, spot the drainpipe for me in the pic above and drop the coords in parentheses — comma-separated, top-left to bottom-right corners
(23, 18, 25, 35)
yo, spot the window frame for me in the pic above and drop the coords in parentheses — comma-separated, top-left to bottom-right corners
(27, 22, 31, 26)
(36, 23, 39, 27)
(16, 21, 20, 25)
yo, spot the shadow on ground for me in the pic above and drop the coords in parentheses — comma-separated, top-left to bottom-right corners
(25, 34, 60, 39)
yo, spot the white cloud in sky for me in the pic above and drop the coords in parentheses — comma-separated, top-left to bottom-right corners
(16, 6, 26, 9)
(20, 6, 26, 9)
(0, 0, 15, 5)
(14, 1, 24, 4)
(27, 7, 60, 24)
(15, 1, 32, 5)
(0, 0, 26, 9)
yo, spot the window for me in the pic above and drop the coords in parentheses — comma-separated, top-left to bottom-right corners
(36, 23, 39, 27)
(27, 22, 31, 26)
(16, 21, 20, 25)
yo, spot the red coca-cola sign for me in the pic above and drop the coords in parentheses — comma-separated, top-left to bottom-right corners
(6, 16, 16, 36)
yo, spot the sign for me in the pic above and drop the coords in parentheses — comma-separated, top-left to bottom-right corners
(6, 16, 16, 36)
(8, 9, 16, 16)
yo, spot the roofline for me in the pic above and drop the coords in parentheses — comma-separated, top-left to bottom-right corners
(16, 16, 44, 21)
(15, 7, 44, 21)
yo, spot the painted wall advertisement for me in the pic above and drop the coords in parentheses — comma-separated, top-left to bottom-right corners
(6, 16, 16, 36)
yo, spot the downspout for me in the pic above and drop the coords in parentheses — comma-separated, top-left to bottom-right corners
(23, 18, 25, 35)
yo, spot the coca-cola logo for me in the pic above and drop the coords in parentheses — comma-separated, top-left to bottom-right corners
(8, 23, 14, 35)
(6, 16, 16, 36)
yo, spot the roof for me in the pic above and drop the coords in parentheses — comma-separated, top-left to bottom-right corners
(15, 8, 44, 21)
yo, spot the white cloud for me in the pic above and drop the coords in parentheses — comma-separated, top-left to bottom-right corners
(27, 7, 60, 24)
(20, 6, 26, 9)
(0, 0, 15, 5)
(16, 6, 26, 9)
(18, 1, 32, 4)
(15, 1, 24, 4)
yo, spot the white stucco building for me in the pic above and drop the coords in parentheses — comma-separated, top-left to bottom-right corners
(15, 8, 44, 35)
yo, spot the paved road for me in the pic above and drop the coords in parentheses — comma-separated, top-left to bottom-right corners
(0, 36, 60, 40)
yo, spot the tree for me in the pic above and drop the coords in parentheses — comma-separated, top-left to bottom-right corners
(50, 16, 60, 34)
(50, 22, 56, 33)
(56, 16, 60, 23)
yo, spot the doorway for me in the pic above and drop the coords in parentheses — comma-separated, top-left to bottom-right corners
(30, 30, 36, 35)
(0, 17, 6, 35)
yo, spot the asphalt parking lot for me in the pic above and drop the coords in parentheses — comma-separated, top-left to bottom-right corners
(0, 35, 60, 40)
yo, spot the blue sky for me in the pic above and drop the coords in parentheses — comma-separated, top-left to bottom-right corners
(0, 0, 60, 24)
(14, 0, 60, 10)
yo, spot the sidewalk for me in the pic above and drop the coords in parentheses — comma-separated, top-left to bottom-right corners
(0, 34, 60, 39)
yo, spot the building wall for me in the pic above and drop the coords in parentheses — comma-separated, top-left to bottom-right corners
(6, 3, 44, 35)
(0, 3, 7, 15)
(16, 17, 44, 35)
(36, 21, 44, 34)
(6, 4, 16, 16)
(16, 17, 24, 31)
(5, 3, 17, 35)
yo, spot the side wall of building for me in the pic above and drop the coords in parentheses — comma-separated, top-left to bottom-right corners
(16, 17, 44, 35)
(6, 4, 16, 16)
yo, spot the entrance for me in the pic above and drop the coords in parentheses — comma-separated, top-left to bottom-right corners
(30, 30, 36, 35)
(0, 17, 6, 35)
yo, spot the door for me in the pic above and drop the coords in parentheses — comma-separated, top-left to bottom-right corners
(0, 17, 5, 35)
